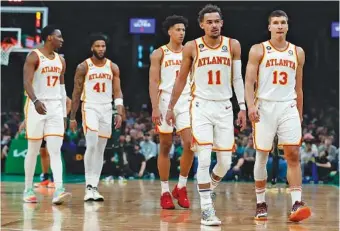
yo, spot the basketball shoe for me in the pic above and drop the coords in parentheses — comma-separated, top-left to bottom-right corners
(92, 187, 104, 201)
(52, 187, 72, 205)
(289, 201, 311, 222)
(84, 185, 94, 202)
(160, 192, 175, 209)
(23, 188, 38, 203)
(201, 204, 221, 226)
(172, 184, 190, 208)
(254, 202, 268, 220)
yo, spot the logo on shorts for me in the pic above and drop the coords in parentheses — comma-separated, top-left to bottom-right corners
(225, 105, 231, 110)
(196, 102, 199, 107)
(288, 50, 293, 56)
(221, 45, 228, 52)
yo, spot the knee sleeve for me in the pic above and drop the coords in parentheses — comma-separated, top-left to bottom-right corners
(213, 151, 232, 178)
(254, 150, 269, 181)
(45, 136, 63, 156)
(85, 130, 99, 152)
(197, 145, 212, 184)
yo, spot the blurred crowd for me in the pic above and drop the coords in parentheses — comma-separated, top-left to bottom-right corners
(1, 102, 339, 184)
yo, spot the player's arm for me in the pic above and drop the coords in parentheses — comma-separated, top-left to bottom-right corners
(23, 52, 42, 108)
(111, 62, 124, 117)
(59, 55, 67, 118)
(245, 44, 263, 109)
(167, 41, 195, 110)
(70, 62, 87, 120)
(230, 39, 246, 111)
(66, 96, 72, 115)
(149, 48, 163, 110)
(295, 46, 305, 122)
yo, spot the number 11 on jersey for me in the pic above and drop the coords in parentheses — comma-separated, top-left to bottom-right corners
(208, 70, 221, 85)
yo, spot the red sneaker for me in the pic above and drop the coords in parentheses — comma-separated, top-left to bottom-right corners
(172, 184, 190, 208)
(289, 201, 311, 222)
(160, 192, 175, 209)
(34, 180, 49, 188)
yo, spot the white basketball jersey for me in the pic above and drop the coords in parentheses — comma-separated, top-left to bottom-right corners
(159, 45, 190, 95)
(30, 49, 63, 100)
(81, 58, 113, 104)
(191, 36, 233, 100)
(256, 41, 298, 101)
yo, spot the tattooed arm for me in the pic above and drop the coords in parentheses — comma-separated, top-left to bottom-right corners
(69, 62, 87, 131)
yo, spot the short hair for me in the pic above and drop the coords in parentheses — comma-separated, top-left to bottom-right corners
(41, 25, 58, 42)
(268, 10, 289, 23)
(89, 33, 108, 46)
(198, 4, 223, 23)
(162, 15, 188, 34)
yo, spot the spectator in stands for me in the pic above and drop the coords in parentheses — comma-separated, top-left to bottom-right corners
(315, 149, 332, 182)
(300, 133, 318, 178)
(318, 136, 338, 170)
(140, 132, 157, 178)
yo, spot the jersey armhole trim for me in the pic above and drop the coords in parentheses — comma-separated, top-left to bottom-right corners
(259, 43, 265, 65)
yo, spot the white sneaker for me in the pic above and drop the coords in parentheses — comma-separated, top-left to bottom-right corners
(92, 187, 104, 202)
(84, 185, 94, 202)
(201, 205, 221, 226)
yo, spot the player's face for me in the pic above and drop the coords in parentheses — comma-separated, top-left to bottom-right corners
(268, 16, 288, 40)
(92, 40, 106, 60)
(200, 12, 223, 39)
(168, 23, 186, 44)
(49, 29, 63, 51)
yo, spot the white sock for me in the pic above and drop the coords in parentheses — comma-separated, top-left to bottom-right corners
(255, 187, 266, 203)
(290, 186, 302, 205)
(92, 137, 107, 188)
(25, 140, 42, 190)
(45, 136, 63, 189)
(178, 175, 188, 189)
(199, 189, 212, 209)
(84, 131, 98, 186)
(210, 173, 221, 191)
(161, 181, 170, 194)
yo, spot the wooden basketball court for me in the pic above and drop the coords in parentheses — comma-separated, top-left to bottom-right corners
(1, 180, 339, 231)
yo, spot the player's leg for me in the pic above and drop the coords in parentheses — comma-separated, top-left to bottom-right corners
(156, 92, 176, 209)
(172, 105, 193, 208)
(45, 101, 71, 205)
(91, 104, 112, 201)
(210, 100, 234, 192)
(82, 103, 100, 201)
(191, 98, 221, 226)
(252, 99, 277, 220)
(277, 100, 311, 222)
(23, 99, 44, 203)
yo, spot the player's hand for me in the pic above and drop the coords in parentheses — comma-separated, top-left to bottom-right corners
(69, 119, 78, 132)
(114, 114, 122, 129)
(34, 100, 47, 115)
(237, 110, 247, 131)
(152, 108, 162, 126)
(248, 105, 260, 123)
(165, 109, 175, 127)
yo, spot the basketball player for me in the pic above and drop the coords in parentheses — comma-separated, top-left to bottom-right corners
(149, 15, 194, 210)
(23, 25, 71, 204)
(245, 10, 311, 222)
(165, 5, 247, 225)
(70, 33, 123, 202)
